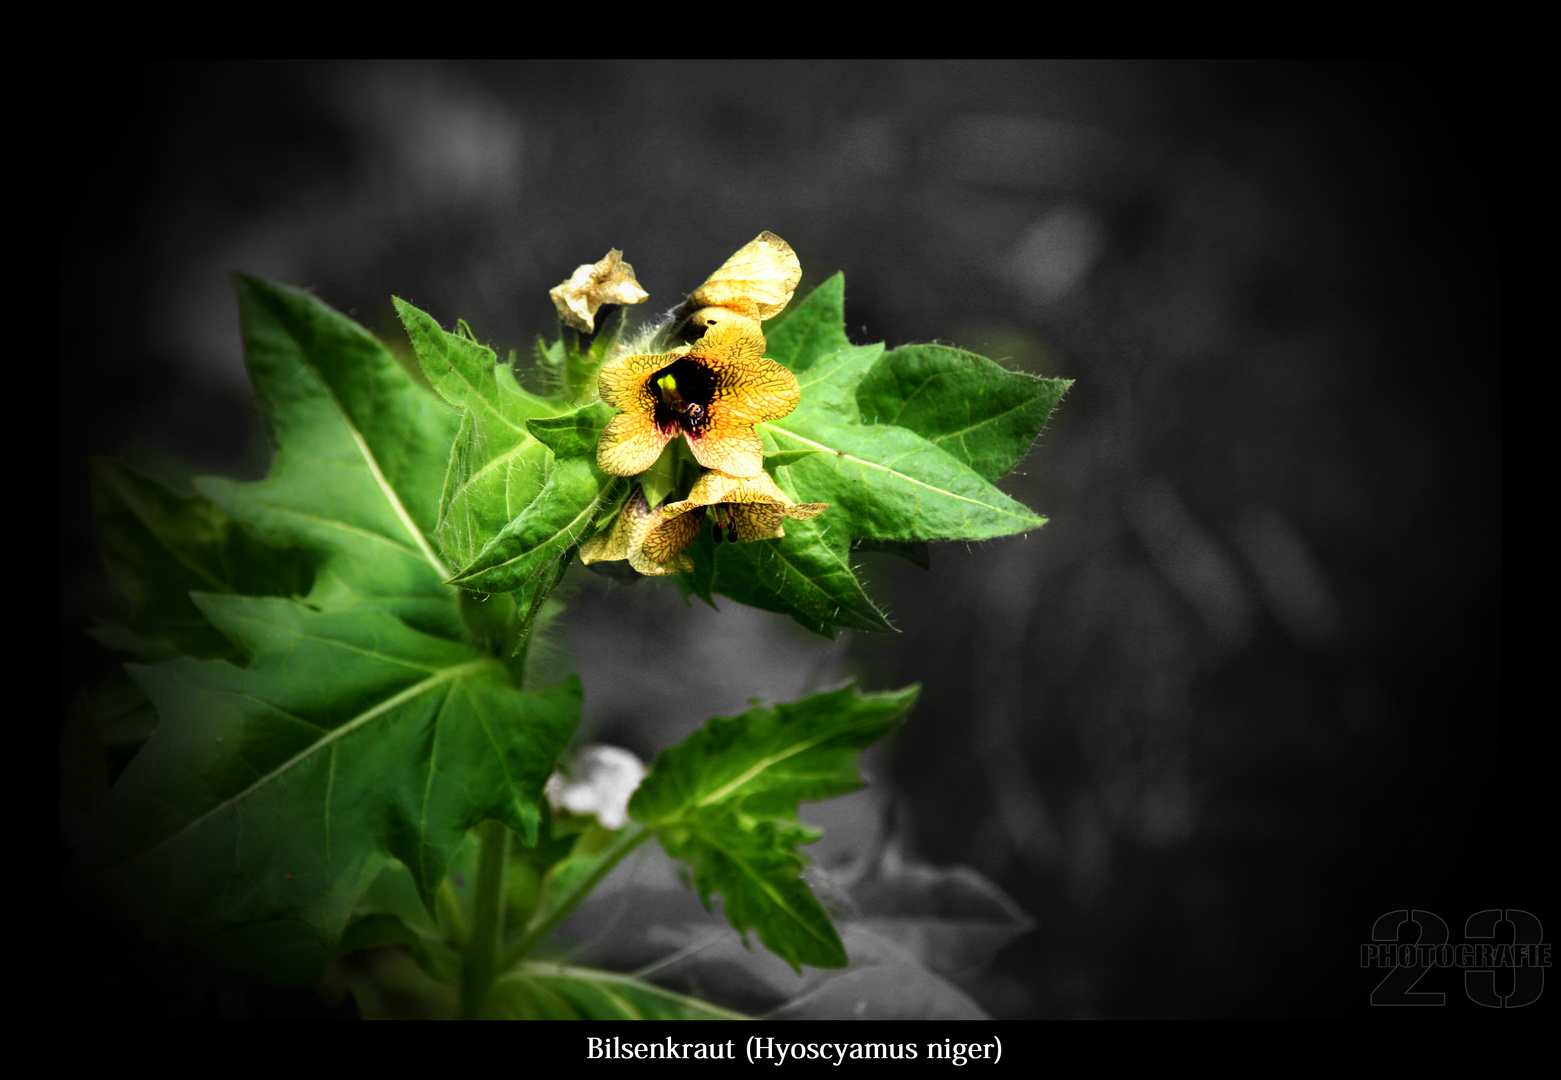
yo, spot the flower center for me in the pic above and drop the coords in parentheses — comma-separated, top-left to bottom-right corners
(652, 357, 716, 437)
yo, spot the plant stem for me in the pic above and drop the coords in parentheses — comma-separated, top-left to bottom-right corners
(436, 877, 469, 945)
(457, 818, 510, 1019)
(499, 823, 651, 971)
(458, 588, 519, 659)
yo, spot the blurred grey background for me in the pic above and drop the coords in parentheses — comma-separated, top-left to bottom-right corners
(61, 60, 1507, 1018)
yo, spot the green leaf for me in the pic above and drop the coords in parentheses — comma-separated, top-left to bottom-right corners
(393, 299, 562, 573)
(69, 595, 579, 985)
(341, 858, 464, 984)
(531, 303, 630, 406)
(482, 964, 751, 1020)
(857, 344, 1072, 482)
(764, 272, 851, 373)
(446, 457, 618, 593)
(763, 449, 820, 470)
(763, 345, 1045, 544)
(851, 538, 931, 570)
(526, 402, 615, 461)
(702, 520, 892, 636)
(671, 278, 1063, 635)
(88, 457, 309, 661)
(526, 824, 624, 940)
(684, 328, 1048, 635)
(631, 684, 919, 971)
(197, 277, 458, 629)
(438, 404, 620, 593)
(537, 843, 997, 1019)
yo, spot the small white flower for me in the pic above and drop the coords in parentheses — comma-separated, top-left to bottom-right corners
(544, 745, 647, 830)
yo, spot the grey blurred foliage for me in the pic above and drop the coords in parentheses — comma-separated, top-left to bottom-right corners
(61, 61, 1504, 1018)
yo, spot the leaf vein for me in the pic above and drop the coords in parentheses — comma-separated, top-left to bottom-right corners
(760, 423, 1032, 518)
(104, 660, 490, 872)
(266, 307, 450, 579)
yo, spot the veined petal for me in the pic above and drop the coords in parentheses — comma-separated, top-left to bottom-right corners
(596, 346, 691, 476)
(579, 486, 693, 576)
(686, 425, 765, 478)
(682, 468, 828, 543)
(578, 497, 636, 564)
(686, 305, 760, 336)
(688, 232, 802, 323)
(636, 502, 703, 574)
(696, 321, 802, 425)
(597, 346, 690, 410)
(684, 321, 801, 477)
(597, 408, 674, 477)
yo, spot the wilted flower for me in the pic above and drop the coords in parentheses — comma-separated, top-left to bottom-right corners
(595, 319, 800, 479)
(549, 248, 650, 334)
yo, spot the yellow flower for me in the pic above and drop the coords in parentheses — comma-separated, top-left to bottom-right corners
(578, 471, 828, 579)
(663, 468, 829, 546)
(549, 248, 650, 334)
(595, 318, 800, 479)
(578, 484, 699, 577)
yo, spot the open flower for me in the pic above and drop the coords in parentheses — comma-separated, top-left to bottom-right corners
(596, 318, 800, 478)
(549, 248, 650, 333)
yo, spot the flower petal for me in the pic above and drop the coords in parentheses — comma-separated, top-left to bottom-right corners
(636, 503, 703, 573)
(685, 305, 759, 336)
(596, 346, 695, 476)
(579, 486, 694, 576)
(685, 468, 829, 542)
(597, 408, 674, 477)
(682, 320, 800, 477)
(688, 232, 802, 323)
(597, 346, 689, 410)
(578, 493, 637, 564)
(695, 321, 802, 424)
(686, 426, 764, 478)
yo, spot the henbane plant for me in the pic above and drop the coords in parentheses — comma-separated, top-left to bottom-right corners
(68, 232, 1071, 1019)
